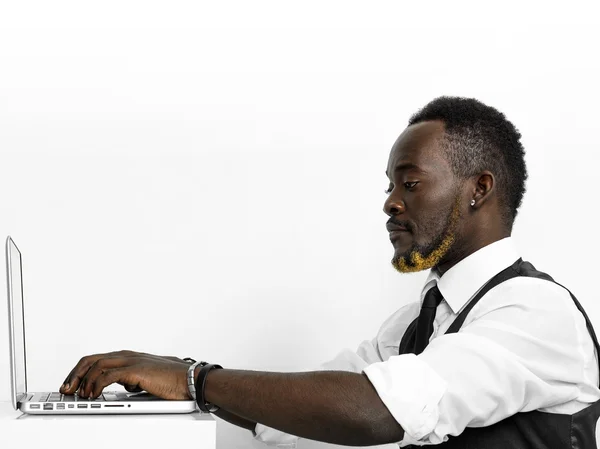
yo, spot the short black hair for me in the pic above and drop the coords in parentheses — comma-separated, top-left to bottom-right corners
(408, 96, 527, 231)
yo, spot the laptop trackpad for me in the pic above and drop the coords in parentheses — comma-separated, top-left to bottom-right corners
(104, 392, 163, 401)
(125, 392, 163, 401)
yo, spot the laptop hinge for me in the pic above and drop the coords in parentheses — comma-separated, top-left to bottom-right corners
(16, 392, 30, 404)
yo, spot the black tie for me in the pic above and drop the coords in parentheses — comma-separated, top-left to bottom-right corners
(399, 285, 445, 355)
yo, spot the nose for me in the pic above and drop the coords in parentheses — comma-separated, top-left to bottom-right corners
(383, 196, 405, 217)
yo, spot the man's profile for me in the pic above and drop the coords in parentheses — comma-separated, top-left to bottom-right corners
(59, 97, 600, 448)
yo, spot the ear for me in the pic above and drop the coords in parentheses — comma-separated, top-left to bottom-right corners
(470, 171, 495, 208)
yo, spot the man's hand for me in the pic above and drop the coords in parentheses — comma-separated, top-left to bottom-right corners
(58, 350, 192, 400)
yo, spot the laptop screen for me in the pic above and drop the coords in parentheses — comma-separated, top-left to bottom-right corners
(6, 236, 27, 406)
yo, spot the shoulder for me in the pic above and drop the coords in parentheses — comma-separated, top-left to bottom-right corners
(466, 275, 586, 346)
(478, 275, 575, 313)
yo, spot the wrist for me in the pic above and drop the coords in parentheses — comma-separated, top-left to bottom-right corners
(194, 363, 223, 413)
(194, 364, 203, 385)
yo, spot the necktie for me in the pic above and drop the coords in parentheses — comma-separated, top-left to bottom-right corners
(399, 284, 445, 355)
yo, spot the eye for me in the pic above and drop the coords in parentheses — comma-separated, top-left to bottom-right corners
(385, 182, 418, 194)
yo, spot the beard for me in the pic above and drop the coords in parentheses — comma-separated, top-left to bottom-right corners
(391, 196, 462, 273)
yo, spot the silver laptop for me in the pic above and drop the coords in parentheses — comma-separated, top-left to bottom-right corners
(6, 235, 198, 414)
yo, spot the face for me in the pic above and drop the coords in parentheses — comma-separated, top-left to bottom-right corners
(384, 120, 465, 273)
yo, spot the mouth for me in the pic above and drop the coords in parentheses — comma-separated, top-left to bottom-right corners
(386, 223, 408, 232)
(387, 222, 410, 243)
(389, 229, 409, 242)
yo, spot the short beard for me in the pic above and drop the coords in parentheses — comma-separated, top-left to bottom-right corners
(392, 197, 462, 273)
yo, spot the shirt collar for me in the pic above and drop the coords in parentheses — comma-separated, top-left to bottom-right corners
(422, 237, 521, 314)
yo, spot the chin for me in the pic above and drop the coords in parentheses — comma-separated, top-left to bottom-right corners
(392, 258, 432, 273)
(391, 251, 423, 273)
(392, 233, 456, 274)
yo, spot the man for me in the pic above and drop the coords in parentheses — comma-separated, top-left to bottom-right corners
(59, 97, 600, 447)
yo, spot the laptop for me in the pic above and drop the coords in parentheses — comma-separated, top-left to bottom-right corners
(5, 235, 198, 414)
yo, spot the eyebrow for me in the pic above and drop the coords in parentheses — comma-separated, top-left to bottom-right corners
(385, 162, 423, 177)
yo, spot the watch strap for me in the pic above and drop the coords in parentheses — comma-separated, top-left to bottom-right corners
(195, 363, 223, 413)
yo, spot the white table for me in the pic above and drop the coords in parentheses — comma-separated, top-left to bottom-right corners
(0, 401, 216, 448)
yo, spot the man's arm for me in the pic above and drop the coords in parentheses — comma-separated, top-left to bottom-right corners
(201, 369, 405, 447)
(59, 349, 403, 446)
(213, 409, 257, 434)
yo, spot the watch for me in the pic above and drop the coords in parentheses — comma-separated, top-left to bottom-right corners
(184, 358, 207, 401)
(195, 363, 223, 413)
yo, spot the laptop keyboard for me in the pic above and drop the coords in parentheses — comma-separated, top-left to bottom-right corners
(36, 392, 108, 402)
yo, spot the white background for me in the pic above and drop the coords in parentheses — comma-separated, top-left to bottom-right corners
(1, 1, 599, 448)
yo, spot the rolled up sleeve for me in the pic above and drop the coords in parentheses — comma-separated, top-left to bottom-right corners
(363, 281, 585, 446)
(363, 354, 447, 443)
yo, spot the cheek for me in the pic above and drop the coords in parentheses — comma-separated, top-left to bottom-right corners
(412, 200, 454, 236)
(413, 213, 439, 238)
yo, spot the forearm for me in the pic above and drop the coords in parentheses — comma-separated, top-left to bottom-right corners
(200, 369, 404, 446)
(213, 409, 257, 434)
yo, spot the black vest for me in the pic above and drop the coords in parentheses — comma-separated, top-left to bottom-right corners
(399, 259, 600, 448)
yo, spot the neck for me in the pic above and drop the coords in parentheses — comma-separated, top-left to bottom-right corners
(435, 229, 511, 277)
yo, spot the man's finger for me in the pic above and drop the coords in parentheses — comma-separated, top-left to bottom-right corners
(60, 355, 104, 394)
(79, 357, 131, 398)
(90, 367, 137, 399)
(60, 351, 136, 394)
(122, 383, 144, 393)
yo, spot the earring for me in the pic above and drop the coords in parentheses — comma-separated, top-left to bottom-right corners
(470, 199, 476, 207)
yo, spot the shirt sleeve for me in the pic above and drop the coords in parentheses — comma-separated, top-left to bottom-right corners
(363, 278, 589, 446)
(252, 334, 388, 447)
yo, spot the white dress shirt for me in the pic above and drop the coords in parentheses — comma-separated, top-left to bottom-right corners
(253, 237, 600, 447)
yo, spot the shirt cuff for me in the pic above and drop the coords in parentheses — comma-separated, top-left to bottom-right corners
(253, 423, 299, 448)
(363, 353, 447, 444)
